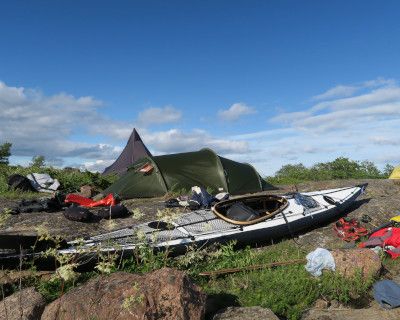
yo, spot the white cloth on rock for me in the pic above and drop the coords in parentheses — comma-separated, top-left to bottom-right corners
(305, 247, 335, 277)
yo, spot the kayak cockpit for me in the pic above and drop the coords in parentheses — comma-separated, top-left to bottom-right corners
(212, 194, 289, 225)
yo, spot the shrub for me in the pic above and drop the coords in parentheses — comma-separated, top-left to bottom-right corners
(267, 157, 391, 185)
(0, 164, 117, 196)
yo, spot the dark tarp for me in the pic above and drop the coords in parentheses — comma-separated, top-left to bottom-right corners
(104, 148, 275, 199)
(102, 128, 152, 175)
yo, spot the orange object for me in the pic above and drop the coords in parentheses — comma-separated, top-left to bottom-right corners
(137, 163, 154, 173)
(65, 193, 116, 207)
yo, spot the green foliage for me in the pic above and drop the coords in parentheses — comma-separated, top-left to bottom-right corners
(0, 142, 12, 165)
(36, 272, 96, 302)
(186, 241, 375, 320)
(0, 163, 117, 196)
(383, 164, 395, 177)
(30, 155, 46, 168)
(267, 157, 392, 185)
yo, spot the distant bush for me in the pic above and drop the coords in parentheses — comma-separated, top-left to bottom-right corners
(267, 157, 394, 185)
(0, 142, 12, 165)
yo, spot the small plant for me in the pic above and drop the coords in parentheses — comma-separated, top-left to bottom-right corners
(0, 208, 11, 226)
(122, 282, 145, 310)
(156, 208, 180, 224)
(95, 251, 119, 274)
(131, 208, 144, 220)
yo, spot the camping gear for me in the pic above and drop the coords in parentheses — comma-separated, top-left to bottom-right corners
(0, 184, 366, 268)
(373, 280, 400, 309)
(97, 204, 130, 219)
(64, 193, 117, 207)
(305, 248, 335, 277)
(165, 198, 181, 208)
(9, 197, 64, 214)
(26, 173, 60, 193)
(199, 258, 306, 276)
(213, 194, 289, 225)
(7, 174, 37, 192)
(102, 128, 152, 175)
(103, 148, 275, 199)
(333, 217, 368, 241)
(367, 213, 400, 235)
(189, 186, 217, 210)
(0, 185, 365, 268)
(64, 205, 93, 222)
(389, 166, 400, 179)
(359, 227, 400, 258)
(215, 192, 229, 201)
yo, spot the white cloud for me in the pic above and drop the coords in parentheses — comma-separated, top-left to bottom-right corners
(137, 106, 182, 126)
(271, 79, 400, 133)
(312, 85, 359, 101)
(312, 78, 397, 102)
(0, 82, 251, 172)
(0, 81, 124, 162)
(218, 103, 256, 121)
(81, 159, 114, 172)
(235, 78, 400, 175)
(142, 129, 249, 154)
(369, 136, 400, 146)
(3, 78, 399, 176)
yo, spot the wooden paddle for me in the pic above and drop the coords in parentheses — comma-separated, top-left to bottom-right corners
(199, 258, 307, 276)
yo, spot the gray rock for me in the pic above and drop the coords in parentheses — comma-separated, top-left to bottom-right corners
(303, 304, 400, 320)
(314, 298, 329, 309)
(41, 268, 206, 320)
(0, 287, 46, 320)
(212, 306, 279, 320)
(331, 248, 382, 279)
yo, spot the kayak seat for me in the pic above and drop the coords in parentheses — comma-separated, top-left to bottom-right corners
(226, 202, 261, 222)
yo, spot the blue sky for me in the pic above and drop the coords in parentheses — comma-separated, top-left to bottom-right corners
(1, 1, 399, 175)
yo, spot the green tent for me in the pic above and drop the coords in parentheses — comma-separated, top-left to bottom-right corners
(104, 148, 274, 199)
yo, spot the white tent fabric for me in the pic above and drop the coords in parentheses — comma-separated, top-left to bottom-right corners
(26, 173, 60, 193)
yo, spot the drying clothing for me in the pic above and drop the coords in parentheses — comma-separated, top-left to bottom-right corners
(360, 227, 400, 259)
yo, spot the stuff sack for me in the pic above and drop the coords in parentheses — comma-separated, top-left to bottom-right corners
(97, 204, 130, 219)
(64, 205, 93, 222)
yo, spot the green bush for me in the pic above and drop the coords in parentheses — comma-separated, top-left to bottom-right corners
(0, 164, 117, 196)
(267, 157, 392, 185)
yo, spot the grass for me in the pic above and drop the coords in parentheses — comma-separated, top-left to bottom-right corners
(187, 241, 374, 320)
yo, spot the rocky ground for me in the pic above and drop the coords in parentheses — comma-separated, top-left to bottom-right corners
(1, 179, 400, 319)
